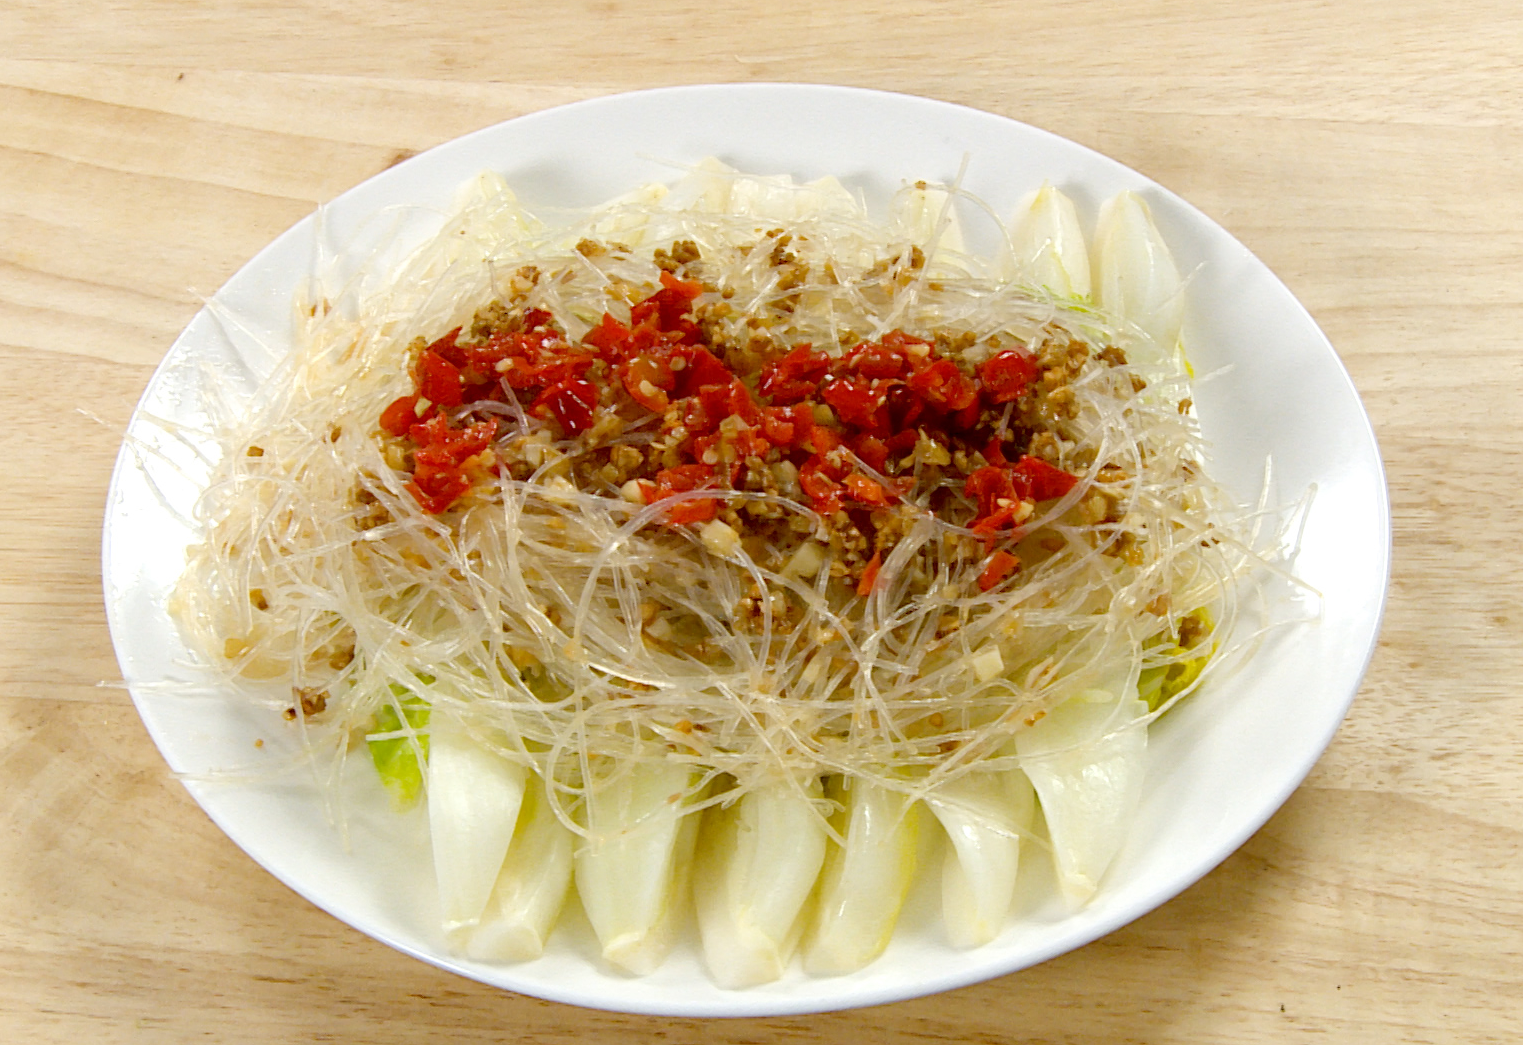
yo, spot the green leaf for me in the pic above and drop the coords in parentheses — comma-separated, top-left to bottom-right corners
(367, 684, 432, 808)
(1137, 609, 1213, 713)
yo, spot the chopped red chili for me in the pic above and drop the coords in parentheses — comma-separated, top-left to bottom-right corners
(403, 416, 497, 514)
(1011, 455, 1079, 502)
(533, 377, 598, 434)
(759, 344, 831, 403)
(582, 312, 630, 352)
(977, 550, 1020, 592)
(418, 350, 464, 407)
(907, 358, 978, 413)
(857, 551, 883, 597)
(799, 457, 846, 515)
(977, 350, 1040, 404)
(645, 464, 719, 524)
(379, 394, 422, 437)
(376, 257, 1084, 545)
(621, 355, 675, 412)
(631, 269, 705, 339)
(845, 473, 892, 506)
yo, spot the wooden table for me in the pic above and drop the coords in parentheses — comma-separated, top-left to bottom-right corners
(3, 2, 1519, 1041)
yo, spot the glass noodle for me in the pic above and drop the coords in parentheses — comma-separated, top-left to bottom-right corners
(168, 160, 1277, 984)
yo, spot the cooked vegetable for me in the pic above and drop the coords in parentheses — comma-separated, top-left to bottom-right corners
(466, 774, 575, 961)
(1094, 190, 1186, 362)
(694, 776, 828, 987)
(804, 778, 921, 976)
(427, 718, 528, 934)
(367, 692, 430, 809)
(1009, 182, 1092, 300)
(574, 759, 702, 975)
(926, 764, 1035, 948)
(1138, 608, 1215, 712)
(172, 160, 1268, 985)
(1016, 683, 1149, 906)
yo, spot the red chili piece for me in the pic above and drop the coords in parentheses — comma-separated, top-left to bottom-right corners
(977, 350, 1040, 404)
(380, 394, 422, 437)
(759, 344, 831, 403)
(644, 464, 718, 525)
(405, 417, 497, 514)
(1011, 455, 1079, 501)
(533, 378, 598, 434)
(419, 350, 464, 407)
(977, 550, 1020, 592)
(857, 551, 883, 597)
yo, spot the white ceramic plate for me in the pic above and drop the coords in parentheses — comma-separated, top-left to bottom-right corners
(102, 84, 1389, 1017)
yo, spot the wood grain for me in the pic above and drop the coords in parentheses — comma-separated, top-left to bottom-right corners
(2, 1, 1521, 1041)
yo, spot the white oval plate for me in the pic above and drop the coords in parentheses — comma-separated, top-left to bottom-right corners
(103, 84, 1389, 1017)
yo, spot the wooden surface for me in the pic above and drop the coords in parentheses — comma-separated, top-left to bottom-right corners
(3, 1, 1521, 1041)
